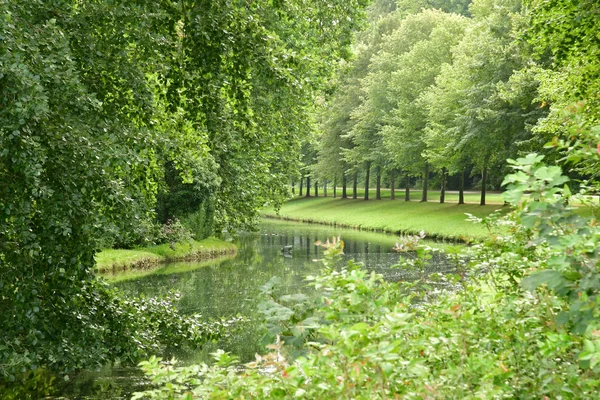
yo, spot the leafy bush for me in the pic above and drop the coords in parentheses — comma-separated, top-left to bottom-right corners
(156, 219, 194, 248)
(0, 282, 239, 383)
(179, 204, 215, 241)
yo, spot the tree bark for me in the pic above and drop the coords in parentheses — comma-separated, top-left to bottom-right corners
(342, 174, 347, 199)
(420, 163, 429, 202)
(323, 181, 327, 197)
(314, 180, 319, 197)
(390, 172, 395, 200)
(405, 172, 410, 201)
(352, 172, 358, 199)
(364, 162, 371, 200)
(300, 177, 304, 196)
(440, 167, 446, 204)
(458, 169, 465, 205)
(480, 163, 488, 206)
(292, 181, 295, 195)
(305, 176, 311, 197)
(376, 167, 381, 200)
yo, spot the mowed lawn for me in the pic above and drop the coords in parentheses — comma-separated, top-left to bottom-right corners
(265, 196, 507, 241)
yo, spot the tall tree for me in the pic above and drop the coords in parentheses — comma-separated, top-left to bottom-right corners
(373, 10, 468, 202)
(422, 0, 544, 205)
(0, 0, 370, 377)
(523, 0, 600, 184)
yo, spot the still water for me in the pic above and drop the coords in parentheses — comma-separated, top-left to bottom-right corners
(52, 219, 459, 399)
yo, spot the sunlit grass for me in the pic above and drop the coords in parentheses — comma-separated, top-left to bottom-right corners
(102, 254, 238, 283)
(95, 237, 236, 272)
(265, 196, 507, 241)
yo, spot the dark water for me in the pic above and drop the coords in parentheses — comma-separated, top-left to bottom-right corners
(25, 219, 460, 399)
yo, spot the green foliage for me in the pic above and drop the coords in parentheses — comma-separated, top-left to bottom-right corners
(1, 0, 369, 379)
(135, 127, 600, 397)
(421, 0, 541, 192)
(0, 282, 234, 381)
(524, 0, 600, 133)
(157, 219, 194, 248)
(501, 153, 600, 335)
(136, 236, 599, 398)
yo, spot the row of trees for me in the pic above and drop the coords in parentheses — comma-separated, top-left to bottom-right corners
(0, 0, 369, 378)
(299, 0, 599, 205)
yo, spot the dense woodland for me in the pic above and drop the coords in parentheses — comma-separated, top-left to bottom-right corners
(1, 0, 599, 397)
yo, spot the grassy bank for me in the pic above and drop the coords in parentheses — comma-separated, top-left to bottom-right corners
(264, 196, 506, 241)
(95, 237, 237, 273)
(102, 255, 238, 283)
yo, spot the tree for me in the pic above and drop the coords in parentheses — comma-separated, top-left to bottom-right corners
(422, 0, 543, 205)
(318, 6, 401, 201)
(371, 10, 468, 202)
(0, 0, 370, 377)
(523, 0, 600, 184)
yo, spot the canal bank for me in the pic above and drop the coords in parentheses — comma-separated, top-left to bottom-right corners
(95, 237, 237, 273)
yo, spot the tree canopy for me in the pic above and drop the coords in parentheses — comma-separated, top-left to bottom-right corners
(0, 0, 369, 377)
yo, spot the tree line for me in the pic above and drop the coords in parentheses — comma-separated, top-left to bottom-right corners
(298, 0, 599, 205)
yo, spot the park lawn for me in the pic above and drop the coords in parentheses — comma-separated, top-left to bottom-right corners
(95, 237, 237, 272)
(264, 196, 507, 241)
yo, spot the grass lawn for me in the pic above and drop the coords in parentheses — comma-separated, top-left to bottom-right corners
(95, 237, 237, 272)
(264, 196, 507, 241)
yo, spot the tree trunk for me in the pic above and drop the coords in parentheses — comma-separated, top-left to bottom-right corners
(333, 177, 337, 198)
(405, 172, 410, 201)
(440, 167, 446, 204)
(458, 169, 465, 205)
(305, 176, 311, 197)
(323, 181, 327, 197)
(342, 174, 347, 199)
(364, 162, 371, 200)
(352, 172, 358, 199)
(376, 167, 381, 200)
(480, 163, 488, 206)
(390, 173, 395, 200)
(300, 177, 304, 196)
(292, 181, 295, 195)
(314, 180, 319, 197)
(420, 163, 429, 203)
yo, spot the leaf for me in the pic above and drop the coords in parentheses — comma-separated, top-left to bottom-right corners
(521, 270, 565, 292)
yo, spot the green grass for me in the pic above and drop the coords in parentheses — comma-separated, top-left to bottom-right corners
(265, 196, 507, 241)
(95, 237, 237, 272)
(102, 255, 238, 283)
